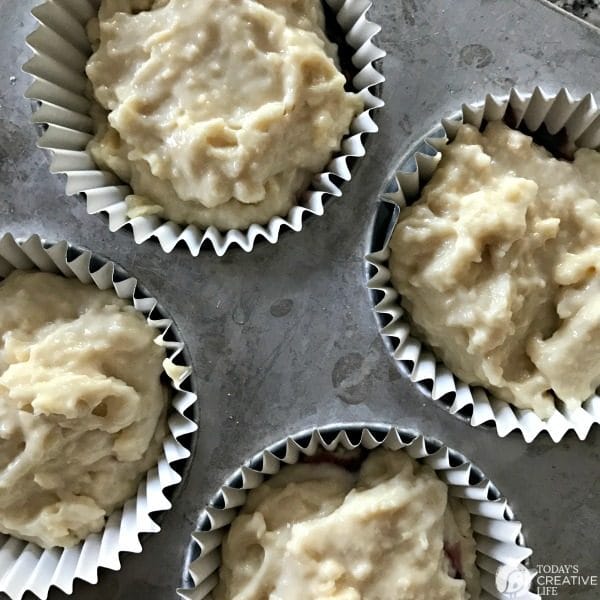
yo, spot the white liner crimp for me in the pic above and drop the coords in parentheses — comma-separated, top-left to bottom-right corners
(178, 423, 539, 600)
(0, 233, 198, 600)
(23, 0, 385, 256)
(367, 87, 600, 443)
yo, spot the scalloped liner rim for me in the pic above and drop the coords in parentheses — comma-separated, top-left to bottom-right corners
(23, 0, 386, 256)
(177, 423, 539, 600)
(366, 86, 600, 443)
(0, 233, 198, 600)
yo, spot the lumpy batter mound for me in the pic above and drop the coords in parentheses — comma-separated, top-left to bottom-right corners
(0, 271, 168, 548)
(86, 0, 363, 230)
(215, 449, 480, 600)
(389, 121, 600, 418)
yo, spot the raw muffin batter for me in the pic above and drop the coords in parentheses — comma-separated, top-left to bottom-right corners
(215, 449, 480, 600)
(389, 121, 600, 418)
(0, 271, 168, 548)
(85, 0, 363, 230)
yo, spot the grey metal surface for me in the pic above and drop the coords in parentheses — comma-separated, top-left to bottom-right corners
(0, 0, 599, 598)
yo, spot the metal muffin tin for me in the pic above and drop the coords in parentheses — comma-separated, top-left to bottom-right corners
(1, 0, 599, 598)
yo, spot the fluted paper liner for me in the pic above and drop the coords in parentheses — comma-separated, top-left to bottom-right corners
(177, 424, 539, 600)
(23, 0, 385, 256)
(0, 234, 198, 600)
(367, 87, 600, 443)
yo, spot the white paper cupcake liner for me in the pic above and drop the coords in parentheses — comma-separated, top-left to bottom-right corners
(0, 233, 198, 600)
(23, 0, 385, 256)
(366, 87, 600, 443)
(177, 423, 539, 600)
